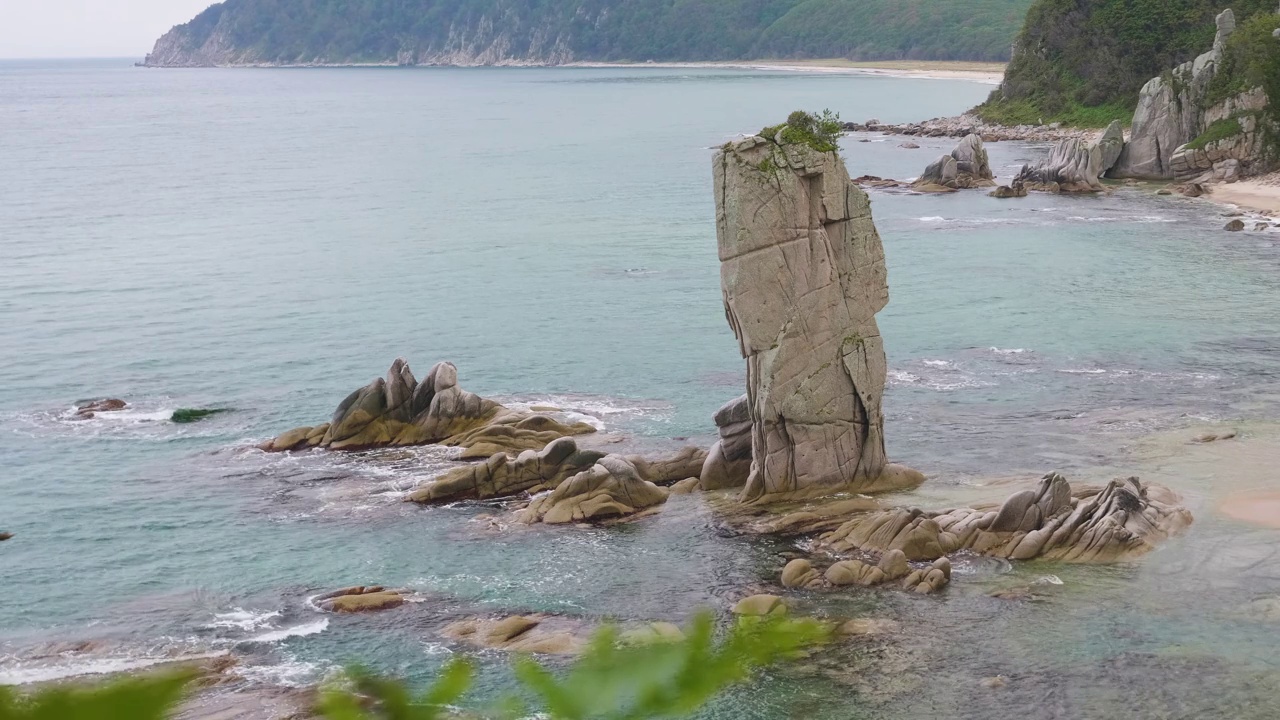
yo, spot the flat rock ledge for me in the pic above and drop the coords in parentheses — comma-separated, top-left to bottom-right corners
(260, 358, 596, 454)
(314, 585, 407, 613)
(816, 473, 1191, 563)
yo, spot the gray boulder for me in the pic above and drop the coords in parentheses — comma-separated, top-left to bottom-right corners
(1096, 120, 1125, 174)
(912, 134, 994, 190)
(713, 130, 922, 502)
(699, 395, 752, 490)
(517, 455, 670, 524)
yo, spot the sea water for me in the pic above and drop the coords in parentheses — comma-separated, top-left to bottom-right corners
(4, 60, 1280, 717)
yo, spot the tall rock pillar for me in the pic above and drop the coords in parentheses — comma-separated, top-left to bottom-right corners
(713, 127, 915, 502)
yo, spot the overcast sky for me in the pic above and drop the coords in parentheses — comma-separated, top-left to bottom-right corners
(0, 0, 217, 58)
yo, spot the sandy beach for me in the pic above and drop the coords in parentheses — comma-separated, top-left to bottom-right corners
(565, 59, 1006, 84)
(1206, 173, 1280, 214)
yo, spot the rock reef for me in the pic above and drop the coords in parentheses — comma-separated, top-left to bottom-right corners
(261, 358, 595, 454)
(516, 455, 671, 524)
(713, 126, 922, 503)
(818, 473, 1191, 563)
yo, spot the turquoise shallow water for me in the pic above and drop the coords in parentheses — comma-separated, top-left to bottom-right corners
(6, 60, 1280, 716)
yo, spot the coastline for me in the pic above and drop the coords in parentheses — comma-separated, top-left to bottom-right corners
(1205, 173, 1280, 214)
(563, 60, 1006, 84)
(137, 57, 1006, 84)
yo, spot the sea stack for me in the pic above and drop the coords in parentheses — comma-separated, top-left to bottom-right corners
(712, 114, 922, 503)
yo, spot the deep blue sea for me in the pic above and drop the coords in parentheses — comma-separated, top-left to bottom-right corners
(5, 59, 1280, 718)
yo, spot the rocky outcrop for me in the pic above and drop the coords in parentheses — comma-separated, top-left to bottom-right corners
(1012, 120, 1125, 193)
(714, 126, 923, 503)
(408, 437, 701, 505)
(73, 399, 127, 419)
(912, 134, 995, 190)
(441, 615, 587, 655)
(817, 473, 1191, 563)
(781, 551, 950, 594)
(1170, 96, 1270, 183)
(315, 586, 406, 613)
(1112, 9, 1272, 181)
(989, 181, 1028, 198)
(517, 455, 670, 524)
(1014, 138, 1106, 193)
(261, 358, 595, 454)
(698, 395, 752, 490)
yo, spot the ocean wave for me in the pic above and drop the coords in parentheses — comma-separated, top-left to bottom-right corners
(240, 618, 329, 644)
(922, 359, 955, 368)
(1057, 368, 1107, 375)
(233, 655, 325, 687)
(206, 608, 283, 631)
(987, 347, 1030, 355)
(888, 369, 994, 392)
(0, 651, 227, 685)
(918, 216, 947, 223)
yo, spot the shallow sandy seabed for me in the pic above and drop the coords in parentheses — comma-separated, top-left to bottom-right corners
(1208, 176, 1280, 214)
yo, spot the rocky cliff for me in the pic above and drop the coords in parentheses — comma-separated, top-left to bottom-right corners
(712, 114, 922, 503)
(141, 0, 1033, 67)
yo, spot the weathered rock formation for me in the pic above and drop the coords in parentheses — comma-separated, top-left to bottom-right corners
(1112, 9, 1273, 181)
(407, 437, 702, 506)
(780, 551, 950, 594)
(817, 473, 1191, 563)
(714, 129, 923, 503)
(441, 615, 587, 655)
(912, 133, 996, 191)
(517, 455, 671, 524)
(1014, 122, 1124, 193)
(261, 358, 595, 454)
(314, 586, 407, 613)
(989, 180, 1028, 198)
(698, 395, 752, 490)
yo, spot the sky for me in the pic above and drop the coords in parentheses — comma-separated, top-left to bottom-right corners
(0, 0, 217, 58)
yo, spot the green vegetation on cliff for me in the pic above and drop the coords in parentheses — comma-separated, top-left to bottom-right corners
(150, 0, 1033, 66)
(977, 0, 1280, 126)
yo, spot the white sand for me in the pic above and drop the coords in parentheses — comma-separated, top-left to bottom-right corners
(1207, 174, 1280, 214)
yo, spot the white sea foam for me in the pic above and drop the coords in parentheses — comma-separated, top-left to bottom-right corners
(918, 216, 947, 223)
(1058, 368, 1107, 375)
(234, 656, 324, 687)
(241, 618, 329, 644)
(988, 347, 1030, 355)
(922, 359, 954, 368)
(0, 652, 227, 685)
(207, 608, 283, 631)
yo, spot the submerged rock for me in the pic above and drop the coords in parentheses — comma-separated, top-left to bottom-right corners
(517, 455, 670, 524)
(441, 614, 587, 655)
(0, 532, 11, 541)
(315, 586, 406, 613)
(713, 127, 921, 503)
(989, 181, 1028, 199)
(73, 398, 127, 419)
(1226, 219, 1246, 231)
(171, 408, 229, 423)
(261, 358, 595, 453)
(818, 473, 1191, 563)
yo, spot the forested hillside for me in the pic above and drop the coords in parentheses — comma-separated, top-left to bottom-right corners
(978, 0, 1280, 125)
(143, 0, 1032, 67)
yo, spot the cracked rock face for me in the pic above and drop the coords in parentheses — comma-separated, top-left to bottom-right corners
(261, 358, 596, 454)
(699, 394, 753, 490)
(818, 473, 1192, 563)
(714, 134, 918, 503)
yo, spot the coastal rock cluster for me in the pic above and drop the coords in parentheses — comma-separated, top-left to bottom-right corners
(780, 552, 952, 594)
(713, 129, 923, 502)
(698, 395, 752, 491)
(913, 134, 996, 191)
(1013, 121, 1125, 193)
(817, 473, 1191, 563)
(844, 116, 1098, 143)
(260, 358, 595, 454)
